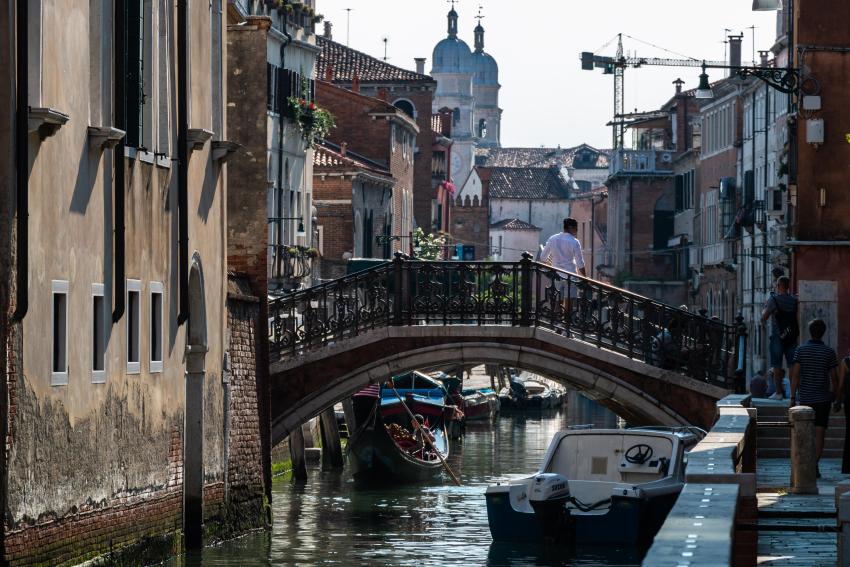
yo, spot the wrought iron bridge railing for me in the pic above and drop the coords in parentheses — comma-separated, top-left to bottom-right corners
(268, 253, 748, 388)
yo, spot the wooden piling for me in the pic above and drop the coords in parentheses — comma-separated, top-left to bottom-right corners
(289, 424, 308, 480)
(319, 407, 344, 469)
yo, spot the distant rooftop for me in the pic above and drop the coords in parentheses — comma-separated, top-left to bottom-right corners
(476, 144, 610, 170)
(486, 167, 572, 200)
(317, 36, 434, 84)
(489, 218, 541, 231)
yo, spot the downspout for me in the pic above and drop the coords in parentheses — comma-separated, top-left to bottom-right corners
(763, 88, 770, 294)
(628, 177, 635, 276)
(276, 21, 292, 278)
(177, 0, 188, 324)
(590, 197, 596, 279)
(12, 0, 28, 321)
(113, 0, 126, 323)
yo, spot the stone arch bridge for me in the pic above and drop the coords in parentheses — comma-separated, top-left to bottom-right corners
(268, 255, 746, 445)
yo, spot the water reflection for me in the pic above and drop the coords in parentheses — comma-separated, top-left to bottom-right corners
(170, 392, 636, 566)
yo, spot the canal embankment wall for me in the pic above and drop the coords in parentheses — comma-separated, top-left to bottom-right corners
(643, 394, 757, 566)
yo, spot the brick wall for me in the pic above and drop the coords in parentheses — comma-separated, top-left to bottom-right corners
(316, 81, 416, 239)
(450, 195, 489, 259)
(225, 19, 273, 506)
(224, 290, 266, 532)
(316, 200, 354, 279)
(226, 20, 270, 298)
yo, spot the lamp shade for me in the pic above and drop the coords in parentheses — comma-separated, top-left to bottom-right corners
(695, 71, 714, 99)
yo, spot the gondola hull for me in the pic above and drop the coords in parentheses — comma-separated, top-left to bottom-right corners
(349, 423, 448, 483)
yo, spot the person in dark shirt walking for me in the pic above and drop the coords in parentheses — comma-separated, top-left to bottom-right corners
(762, 276, 799, 400)
(789, 318, 839, 474)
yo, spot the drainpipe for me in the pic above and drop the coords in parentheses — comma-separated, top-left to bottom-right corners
(12, 0, 28, 321)
(276, 18, 292, 278)
(177, 0, 189, 324)
(112, 0, 126, 323)
(628, 179, 634, 275)
(591, 196, 596, 279)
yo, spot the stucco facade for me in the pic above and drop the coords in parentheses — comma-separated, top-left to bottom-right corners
(1, 2, 264, 563)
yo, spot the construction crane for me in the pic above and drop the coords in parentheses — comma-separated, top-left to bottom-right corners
(581, 34, 726, 149)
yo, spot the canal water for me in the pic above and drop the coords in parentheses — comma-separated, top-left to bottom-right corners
(172, 393, 644, 566)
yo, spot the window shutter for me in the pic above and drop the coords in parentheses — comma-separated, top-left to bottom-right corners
(276, 67, 285, 114)
(267, 63, 273, 110)
(674, 175, 684, 212)
(743, 170, 755, 204)
(125, 0, 143, 147)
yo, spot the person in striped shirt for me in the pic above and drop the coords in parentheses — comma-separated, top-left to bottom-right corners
(789, 318, 839, 474)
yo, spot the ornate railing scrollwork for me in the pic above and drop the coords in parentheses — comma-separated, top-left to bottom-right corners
(268, 255, 741, 387)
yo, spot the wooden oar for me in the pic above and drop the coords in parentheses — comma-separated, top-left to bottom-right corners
(388, 381, 462, 486)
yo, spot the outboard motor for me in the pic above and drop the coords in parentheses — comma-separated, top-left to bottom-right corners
(528, 473, 571, 540)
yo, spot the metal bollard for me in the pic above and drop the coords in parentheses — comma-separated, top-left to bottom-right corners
(789, 406, 818, 494)
(839, 491, 850, 566)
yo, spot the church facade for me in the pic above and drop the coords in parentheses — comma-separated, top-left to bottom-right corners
(431, 6, 502, 189)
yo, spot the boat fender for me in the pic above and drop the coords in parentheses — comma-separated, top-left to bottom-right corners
(529, 473, 570, 503)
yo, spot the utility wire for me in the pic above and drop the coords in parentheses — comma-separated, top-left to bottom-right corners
(621, 33, 699, 61)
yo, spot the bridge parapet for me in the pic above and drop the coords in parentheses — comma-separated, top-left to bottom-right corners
(268, 254, 745, 387)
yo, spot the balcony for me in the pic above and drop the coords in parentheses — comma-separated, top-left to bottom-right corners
(609, 149, 675, 176)
(702, 241, 735, 267)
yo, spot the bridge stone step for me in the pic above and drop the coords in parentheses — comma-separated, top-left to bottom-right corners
(758, 448, 844, 459)
(759, 437, 846, 450)
(758, 426, 845, 439)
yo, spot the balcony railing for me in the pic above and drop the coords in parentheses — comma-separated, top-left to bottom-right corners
(702, 241, 735, 267)
(609, 149, 675, 176)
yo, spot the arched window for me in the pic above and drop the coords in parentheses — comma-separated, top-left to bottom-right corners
(393, 99, 415, 119)
(478, 118, 487, 138)
(452, 107, 461, 125)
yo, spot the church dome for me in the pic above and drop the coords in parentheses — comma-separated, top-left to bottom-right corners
(431, 7, 473, 74)
(432, 37, 473, 74)
(472, 51, 499, 85)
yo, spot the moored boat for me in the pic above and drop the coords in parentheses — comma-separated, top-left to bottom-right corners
(485, 427, 699, 546)
(349, 384, 452, 484)
(499, 379, 564, 410)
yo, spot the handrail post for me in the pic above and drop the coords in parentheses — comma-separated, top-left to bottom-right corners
(734, 313, 748, 393)
(520, 253, 533, 326)
(392, 252, 404, 326)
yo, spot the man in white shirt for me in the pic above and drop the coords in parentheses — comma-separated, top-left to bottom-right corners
(540, 217, 587, 319)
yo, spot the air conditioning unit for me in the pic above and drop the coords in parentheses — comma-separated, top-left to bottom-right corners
(660, 152, 673, 163)
(766, 186, 784, 216)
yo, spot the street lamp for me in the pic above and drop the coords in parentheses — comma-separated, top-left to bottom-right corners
(694, 62, 801, 99)
(268, 216, 306, 237)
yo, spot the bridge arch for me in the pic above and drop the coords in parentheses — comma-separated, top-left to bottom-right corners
(269, 326, 728, 446)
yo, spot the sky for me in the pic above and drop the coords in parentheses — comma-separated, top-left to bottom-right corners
(315, 0, 779, 149)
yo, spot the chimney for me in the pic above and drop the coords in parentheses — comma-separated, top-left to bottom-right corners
(351, 72, 360, 93)
(414, 57, 426, 74)
(323, 21, 333, 40)
(340, 142, 348, 157)
(673, 78, 684, 95)
(728, 34, 743, 68)
(325, 62, 334, 82)
(759, 50, 770, 67)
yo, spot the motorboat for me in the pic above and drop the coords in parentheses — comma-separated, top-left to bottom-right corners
(485, 427, 699, 546)
(499, 379, 564, 410)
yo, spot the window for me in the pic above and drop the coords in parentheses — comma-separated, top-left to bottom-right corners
(391, 125, 396, 152)
(478, 119, 487, 138)
(124, 0, 153, 149)
(127, 279, 141, 374)
(92, 283, 106, 384)
(393, 99, 415, 118)
(150, 282, 163, 373)
(452, 107, 461, 126)
(52, 280, 69, 386)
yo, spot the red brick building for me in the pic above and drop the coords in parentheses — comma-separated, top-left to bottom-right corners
(315, 80, 418, 254)
(313, 141, 395, 279)
(316, 31, 439, 233)
(790, 0, 850, 352)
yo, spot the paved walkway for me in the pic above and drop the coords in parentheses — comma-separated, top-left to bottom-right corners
(756, 458, 841, 566)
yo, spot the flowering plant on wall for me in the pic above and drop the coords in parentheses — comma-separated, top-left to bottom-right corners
(286, 97, 335, 148)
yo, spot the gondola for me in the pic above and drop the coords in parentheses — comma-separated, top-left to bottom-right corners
(348, 385, 451, 484)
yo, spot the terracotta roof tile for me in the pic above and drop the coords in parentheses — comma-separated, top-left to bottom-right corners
(313, 141, 392, 179)
(476, 144, 611, 169)
(317, 36, 434, 84)
(489, 218, 541, 231)
(486, 167, 572, 200)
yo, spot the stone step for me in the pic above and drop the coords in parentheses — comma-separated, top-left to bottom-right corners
(757, 448, 844, 459)
(757, 426, 845, 440)
(758, 437, 845, 450)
